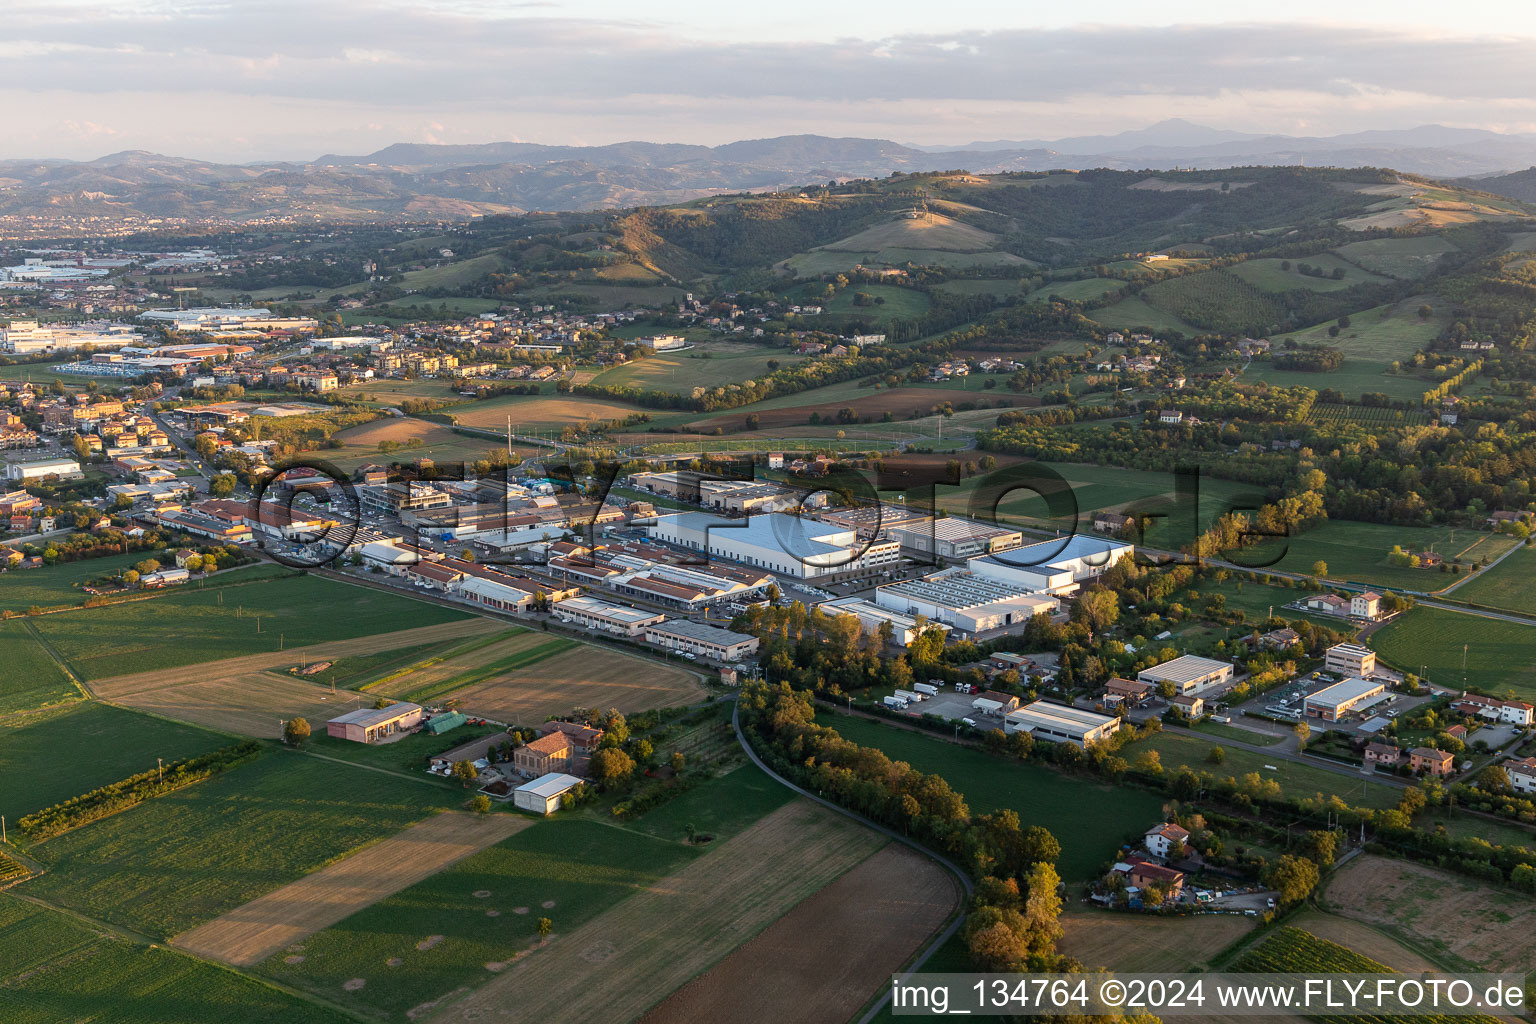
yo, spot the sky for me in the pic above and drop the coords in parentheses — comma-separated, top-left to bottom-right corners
(5, 0, 1536, 162)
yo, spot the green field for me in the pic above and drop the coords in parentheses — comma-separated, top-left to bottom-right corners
(1227, 255, 1391, 293)
(20, 752, 450, 938)
(0, 551, 157, 613)
(1445, 544, 1536, 614)
(816, 711, 1161, 881)
(1088, 295, 1196, 334)
(1248, 358, 1429, 401)
(1238, 521, 1517, 592)
(1254, 298, 1449, 399)
(1117, 731, 1400, 809)
(1142, 270, 1285, 334)
(397, 252, 508, 291)
(0, 620, 77, 714)
(1333, 235, 1458, 279)
(0, 895, 354, 1024)
(394, 636, 577, 704)
(257, 817, 700, 1017)
(625, 762, 795, 844)
(820, 284, 933, 322)
(0, 702, 231, 822)
(32, 574, 471, 681)
(591, 343, 802, 392)
(933, 278, 1026, 299)
(1370, 605, 1536, 698)
(1026, 278, 1124, 303)
(1417, 807, 1536, 852)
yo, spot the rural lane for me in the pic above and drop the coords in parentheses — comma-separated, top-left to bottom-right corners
(730, 701, 974, 1024)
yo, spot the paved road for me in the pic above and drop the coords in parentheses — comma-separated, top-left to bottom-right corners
(729, 701, 973, 1024)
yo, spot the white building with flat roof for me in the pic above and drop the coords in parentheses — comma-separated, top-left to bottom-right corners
(647, 511, 899, 579)
(552, 596, 665, 637)
(4, 457, 83, 482)
(513, 772, 584, 815)
(887, 517, 1022, 560)
(1305, 677, 1388, 722)
(873, 570, 1057, 633)
(1324, 643, 1376, 678)
(968, 534, 1134, 596)
(1004, 700, 1120, 748)
(1136, 654, 1233, 695)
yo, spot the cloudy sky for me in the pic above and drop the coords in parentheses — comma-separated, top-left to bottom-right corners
(6, 0, 1536, 161)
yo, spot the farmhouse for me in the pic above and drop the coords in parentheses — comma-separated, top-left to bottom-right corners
(325, 702, 424, 744)
(1506, 757, 1536, 794)
(1452, 692, 1535, 726)
(1171, 693, 1205, 718)
(1324, 642, 1376, 678)
(1409, 747, 1456, 776)
(1093, 512, 1134, 535)
(1305, 677, 1388, 722)
(1136, 654, 1233, 695)
(513, 772, 584, 815)
(552, 595, 665, 637)
(1003, 700, 1120, 748)
(874, 571, 1058, 633)
(643, 619, 760, 662)
(538, 720, 605, 753)
(1301, 593, 1350, 616)
(1120, 859, 1185, 897)
(514, 732, 574, 778)
(1144, 823, 1190, 859)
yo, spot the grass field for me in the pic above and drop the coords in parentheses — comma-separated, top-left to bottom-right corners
(256, 817, 702, 1018)
(1445, 543, 1536, 613)
(434, 800, 887, 1024)
(1088, 294, 1196, 334)
(0, 895, 355, 1024)
(624, 761, 796, 844)
(20, 751, 451, 938)
(450, 391, 651, 433)
(1026, 277, 1124, 303)
(1227, 255, 1391, 293)
(323, 417, 526, 473)
(1058, 907, 1255, 972)
(590, 343, 802, 392)
(1333, 235, 1458, 278)
(1252, 297, 1448, 399)
(1238, 520, 1517, 591)
(0, 702, 231, 822)
(1116, 731, 1401, 809)
(397, 253, 508, 291)
(816, 711, 1161, 880)
(0, 620, 78, 715)
(33, 574, 471, 681)
(933, 277, 1025, 299)
(0, 551, 155, 613)
(1370, 605, 1536, 698)
(1415, 806, 1536, 853)
(822, 213, 1000, 253)
(819, 284, 933, 322)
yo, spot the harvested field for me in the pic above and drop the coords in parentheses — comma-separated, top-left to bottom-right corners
(640, 843, 957, 1024)
(1319, 854, 1536, 974)
(174, 812, 530, 966)
(1058, 908, 1255, 972)
(403, 642, 704, 724)
(1286, 910, 1443, 973)
(452, 393, 648, 433)
(429, 799, 886, 1023)
(367, 631, 575, 703)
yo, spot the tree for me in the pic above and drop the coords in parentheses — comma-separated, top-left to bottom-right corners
(283, 716, 311, 747)
(1301, 830, 1338, 866)
(1293, 721, 1311, 749)
(470, 794, 492, 814)
(1021, 825, 1061, 867)
(1263, 854, 1320, 905)
(1206, 745, 1226, 765)
(210, 473, 237, 498)
(122, 569, 140, 586)
(670, 751, 686, 774)
(536, 917, 553, 940)
(451, 760, 479, 787)
(1477, 765, 1511, 793)
(1311, 560, 1328, 577)
(184, 554, 204, 573)
(590, 747, 635, 786)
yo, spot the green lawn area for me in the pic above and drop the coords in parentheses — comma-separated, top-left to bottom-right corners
(820, 283, 933, 322)
(1227, 255, 1391, 293)
(20, 751, 451, 938)
(305, 723, 510, 775)
(623, 762, 795, 844)
(1446, 544, 1536, 614)
(33, 574, 471, 681)
(1117, 731, 1401, 809)
(0, 702, 232, 822)
(0, 620, 77, 715)
(1089, 295, 1196, 334)
(0, 551, 155, 613)
(816, 711, 1162, 881)
(256, 817, 701, 1018)
(397, 252, 508, 291)
(1188, 720, 1285, 746)
(933, 278, 1026, 299)
(591, 343, 802, 392)
(1026, 278, 1124, 303)
(1417, 808, 1536, 853)
(0, 895, 354, 1024)
(1171, 575, 1323, 625)
(1246, 358, 1428, 401)
(1371, 605, 1536, 699)
(297, 631, 517, 691)
(1238, 521, 1518, 592)
(1333, 235, 1458, 279)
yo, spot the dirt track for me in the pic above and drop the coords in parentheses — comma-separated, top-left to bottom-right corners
(172, 811, 529, 966)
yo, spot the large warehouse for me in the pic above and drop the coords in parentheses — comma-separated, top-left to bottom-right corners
(873, 570, 1057, 633)
(552, 596, 665, 637)
(1137, 654, 1233, 695)
(967, 534, 1134, 595)
(887, 517, 1022, 560)
(1305, 677, 1388, 722)
(1004, 700, 1121, 748)
(643, 619, 760, 662)
(648, 511, 899, 579)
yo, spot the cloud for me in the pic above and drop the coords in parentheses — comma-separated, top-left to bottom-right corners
(2, 3, 1534, 159)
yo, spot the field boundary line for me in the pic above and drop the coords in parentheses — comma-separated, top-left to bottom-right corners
(20, 618, 91, 699)
(288, 746, 461, 789)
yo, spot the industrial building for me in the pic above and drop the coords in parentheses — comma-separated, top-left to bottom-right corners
(513, 772, 584, 815)
(967, 534, 1134, 595)
(4, 457, 83, 482)
(552, 596, 665, 637)
(0, 319, 136, 354)
(873, 570, 1057, 633)
(643, 619, 760, 662)
(1304, 677, 1388, 722)
(1323, 642, 1377, 678)
(886, 517, 1023, 560)
(1136, 654, 1233, 695)
(325, 702, 424, 744)
(648, 511, 899, 579)
(817, 596, 948, 646)
(813, 504, 934, 541)
(1003, 700, 1121, 748)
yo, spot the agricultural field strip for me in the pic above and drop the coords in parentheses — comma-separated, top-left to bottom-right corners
(429, 799, 888, 1024)
(355, 628, 526, 691)
(396, 637, 577, 704)
(173, 812, 530, 966)
(639, 843, 959, 1024)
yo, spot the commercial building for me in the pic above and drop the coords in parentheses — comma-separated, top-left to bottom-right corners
(1304, 677, 1388, 722)
(513, 773, 584, 815)
(967, 534, 1134, 596)
(325, 702, 424, 744)
(1136, 654, 1233, 695)
(1323, 643, 1377, 678)
(138, 307, 318, 333)
(643, 620, 760, 662)
(887, 517, 1022, 560)
(552, 596, 665, 637)
(0, 319, 135, 354)
(813, 504, 933, 541)
(4, 457, 83, 482)
(873, 570, 1057, 633)
(817, 596, 947, 646)
(1003, 700, 1121, 748)
(648, 511, 899, 579)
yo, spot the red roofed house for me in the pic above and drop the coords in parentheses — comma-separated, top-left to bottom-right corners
(1123, 859, 1185, 897)
(514, 732, 573, 778)
(1410, 747, 1455, 776)
(1144, 823, 1190, 859)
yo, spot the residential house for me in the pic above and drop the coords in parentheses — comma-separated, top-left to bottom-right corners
(1452, 692, 1535, 726)
(1121, 859, 1185, 898)
(514, 732, 574, 778)
(1364, 742, 1402, 768)
(1171, 693, 1205, 718)
(1506, 757, 1536, 795)
(1144, 823, 1190, 860)
(1410, 747, 1455, 776)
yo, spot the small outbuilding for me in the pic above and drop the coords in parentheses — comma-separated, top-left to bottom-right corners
(326, 702, 423, 744)
(513, 772, 583, 815)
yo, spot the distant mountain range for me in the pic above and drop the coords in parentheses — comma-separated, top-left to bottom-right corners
(5, 120, 1536, 226)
